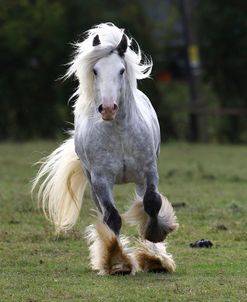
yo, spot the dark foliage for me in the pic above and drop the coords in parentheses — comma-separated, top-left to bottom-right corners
(0, 0, 246, 142)
(196, 0, 247, 142)
(0, 0, 153, 140)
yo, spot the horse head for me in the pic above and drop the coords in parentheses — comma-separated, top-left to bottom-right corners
(92, 34, 128, 121)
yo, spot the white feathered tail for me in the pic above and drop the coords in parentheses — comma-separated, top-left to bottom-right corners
(32, 138, 87, 232)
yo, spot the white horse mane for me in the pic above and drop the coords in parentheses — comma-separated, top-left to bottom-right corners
(65, 22, 153, 116)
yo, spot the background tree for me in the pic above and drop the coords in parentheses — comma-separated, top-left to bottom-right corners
(195, 0, 247, 142)
(0, 0, 246, 142)
(0, 0, 153, 140)
(0, 0, 68, 139)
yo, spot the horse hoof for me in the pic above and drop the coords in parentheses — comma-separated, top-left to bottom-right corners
(110, 263, 132, 275)
(148, 268, 168, 273)
(144, 219, 167, 242)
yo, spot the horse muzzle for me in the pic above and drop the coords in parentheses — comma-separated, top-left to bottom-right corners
(98, 103, 119, 121)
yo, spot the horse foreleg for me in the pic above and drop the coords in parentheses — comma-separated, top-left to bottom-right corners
(85, 169, 102, 213)
(123, 170, 178, 242)
(123, 184, 177, 273)
(91, 175, 122, 235)
(85, 221, 137, 275)
(123, 193, 177, 242)
(133, 239, 176, 273)
(141, 169, 178, 242)
(86, 175, 136, 275)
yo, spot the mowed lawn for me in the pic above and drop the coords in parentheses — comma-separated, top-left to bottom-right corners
(0, 141, 246, 302)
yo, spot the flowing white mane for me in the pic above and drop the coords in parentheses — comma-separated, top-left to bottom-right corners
(65, 22, 153, 116)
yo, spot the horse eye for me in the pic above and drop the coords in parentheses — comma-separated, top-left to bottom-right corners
(119, 68, 125, 75)
(93, 68, 97, 76)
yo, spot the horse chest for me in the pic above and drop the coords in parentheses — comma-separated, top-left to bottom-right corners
(119, 130, 155, 183)
(79, 122, 156, 184)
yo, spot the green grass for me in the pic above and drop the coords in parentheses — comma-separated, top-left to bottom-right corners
(0, 141, 247, 302)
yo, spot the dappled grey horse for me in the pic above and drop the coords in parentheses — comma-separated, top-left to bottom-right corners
(33, 23, 178, 275)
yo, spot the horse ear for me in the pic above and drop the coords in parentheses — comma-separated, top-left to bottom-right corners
(93, 35, 101, 46)
(116, 34, 128, 57)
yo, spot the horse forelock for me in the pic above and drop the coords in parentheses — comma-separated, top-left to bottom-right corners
(65, 23, 153, 116)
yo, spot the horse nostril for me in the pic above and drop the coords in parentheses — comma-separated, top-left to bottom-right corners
(98, 104, 103, 113)
(113, 104, 118, 111)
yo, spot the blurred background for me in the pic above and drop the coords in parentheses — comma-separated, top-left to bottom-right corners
(0, 0, 246, 143)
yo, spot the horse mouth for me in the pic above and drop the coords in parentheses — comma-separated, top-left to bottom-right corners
(101, 114, 116, 121)
(102, 117, 114, 121)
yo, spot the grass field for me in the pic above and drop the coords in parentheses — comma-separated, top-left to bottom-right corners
(0, 141, 246, 302)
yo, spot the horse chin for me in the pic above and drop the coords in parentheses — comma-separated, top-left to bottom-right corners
(102, 118, 114, 121)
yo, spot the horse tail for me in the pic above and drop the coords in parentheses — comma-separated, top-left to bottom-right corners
(32, 138, 87, 233)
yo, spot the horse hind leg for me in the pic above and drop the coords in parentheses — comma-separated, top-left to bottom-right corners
(85, 220, 137, 275)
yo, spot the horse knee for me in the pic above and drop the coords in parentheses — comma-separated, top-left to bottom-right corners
(143, 184, 162, 217)
(104, 207, 122, 235)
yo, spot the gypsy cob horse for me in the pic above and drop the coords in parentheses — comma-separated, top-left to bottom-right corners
(32, 23, 178, 275)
